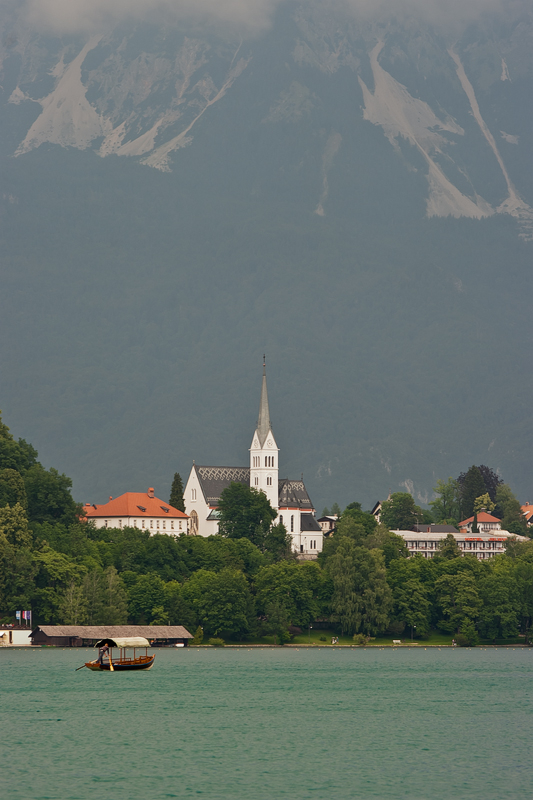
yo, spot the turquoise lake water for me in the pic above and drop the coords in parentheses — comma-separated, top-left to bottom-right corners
(2, 647, 532, 800)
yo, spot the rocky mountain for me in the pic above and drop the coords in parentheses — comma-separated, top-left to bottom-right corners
(0, 1, 532, 510)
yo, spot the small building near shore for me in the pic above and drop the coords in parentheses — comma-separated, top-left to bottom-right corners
(0, 627, 33, 646)
(30, 625, 193, 647)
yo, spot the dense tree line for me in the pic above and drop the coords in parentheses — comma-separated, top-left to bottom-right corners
(1, 414, 533, 645)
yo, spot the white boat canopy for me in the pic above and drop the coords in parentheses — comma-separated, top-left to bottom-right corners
(94, 637, 151, 649)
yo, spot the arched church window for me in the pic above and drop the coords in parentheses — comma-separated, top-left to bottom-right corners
(190, 510, 198, 535)
(267, 477, 272, 486)
(265, 457, 267, 467)
(255, 477, 259, 486)
(280, 515, 283, 524)
(291, 515, 294, 532)
(272, 458, 275, 468)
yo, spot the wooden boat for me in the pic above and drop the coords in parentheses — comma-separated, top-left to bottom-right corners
(83, 636, 155, 672)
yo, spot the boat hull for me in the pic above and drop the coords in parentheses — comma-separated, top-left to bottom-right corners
(84, 655, 155, 671)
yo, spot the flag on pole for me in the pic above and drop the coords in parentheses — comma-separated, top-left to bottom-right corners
(16, 610, 21, 621)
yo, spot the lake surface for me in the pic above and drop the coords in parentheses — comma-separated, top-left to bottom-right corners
(2, 646, 532, 800)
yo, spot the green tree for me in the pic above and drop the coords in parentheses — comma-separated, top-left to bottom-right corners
(478, 569, 520, 641)
(0, 532, 35, 616)
(101, 566, 128, 624)
(59, 580, 88, 624)
(218, 482, 277, 552)
(435, 572, 481, 633)
(263, 522, 293, 562)
(473, 493, 495, 514)
(391, 577, 431, 637)
(0, 503, 32, 548)
(330, 502, 342, 517)
(0, 413, 38, 474)
(255, 561, 321, 628)
(495, 484, 528, 536)
(436, 533, 462, 559)
(169, 472, 185, 512)
(82, 569, 105, 624)
(458, 466, 487, 520)
(181, 568, 254, 639)
(0, 469, 28, 510)
(164, 580, 197, 630)
(25, 465, 79, 525)
(342, 502, 378, 537)
(127, 573, 167, 623)
(261, 600, 291, 644)
(327, 540, 391, 635)
(380, 492, 422, 530)
(430, 478, 460, 524)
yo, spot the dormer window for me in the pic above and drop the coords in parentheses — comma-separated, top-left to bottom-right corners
(160, 506, 169, 513)
(137, 505, 146, 513)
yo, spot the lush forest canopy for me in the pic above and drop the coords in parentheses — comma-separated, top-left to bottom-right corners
(1, 413, 532, 645)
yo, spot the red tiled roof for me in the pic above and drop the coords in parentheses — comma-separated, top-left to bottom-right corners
(521, 503, 533, 522)
(458, 511, 501, 526)
(84, 491, 188, 519)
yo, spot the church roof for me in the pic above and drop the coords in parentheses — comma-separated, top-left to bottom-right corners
(300, 513, 321, 532)
(278, 479, 314, 510)
(192, 465, 315, 511)
(195, 466, 250, 506)
(256, 360, 272, 446)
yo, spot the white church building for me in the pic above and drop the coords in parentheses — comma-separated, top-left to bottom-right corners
(184, 363, 323, 556)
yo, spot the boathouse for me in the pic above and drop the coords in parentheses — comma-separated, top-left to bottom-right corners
(30, 625, 193, 647)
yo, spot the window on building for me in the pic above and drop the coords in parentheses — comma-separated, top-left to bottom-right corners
(119, 520, 122, 527)
(267, 476, 272, 486)
(134, 520, 137, 527)
(163, 521, 166, 529)
(255, 477, 259, 486)
(272, 458, 275, 467)
(300, 544, 303, 553)
(142, 520, 145, 529)
(171, 521, 174, 530)
(291, 516, 294, 532)
(150, 520, 153, 529)
(191, 488, 196, 500)
(280, 515, 283, 524)
(157, 520, 160, 529)
(179, 521, 182, 529)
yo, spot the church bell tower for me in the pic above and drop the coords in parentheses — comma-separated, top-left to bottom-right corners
(250, 358, 279, 510)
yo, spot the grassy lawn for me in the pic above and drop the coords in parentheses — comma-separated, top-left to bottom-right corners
(197, 631, 528, 647)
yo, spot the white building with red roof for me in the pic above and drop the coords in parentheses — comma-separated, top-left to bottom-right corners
(83, 487, 188, 535)
(458, 511, 502, 534)
(521, 503, 533, 526)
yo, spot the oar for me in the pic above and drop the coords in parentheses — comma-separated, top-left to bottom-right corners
(75, 664, 87, 671)
(108, 651, 114, 672)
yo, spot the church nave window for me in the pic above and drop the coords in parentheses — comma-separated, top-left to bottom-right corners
(254, 477, 259, 486)
(191, 488, 197, 500)
(267, 476, 272, 486)
(291, 515, 294, 532)
(280, 515, 283, 524)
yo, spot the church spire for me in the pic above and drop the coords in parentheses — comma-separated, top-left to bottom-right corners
(257, 355, 271, 446)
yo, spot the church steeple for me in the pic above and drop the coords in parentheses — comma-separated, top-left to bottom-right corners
(257, 355, 272, 446)
(250, 357, 279, 510)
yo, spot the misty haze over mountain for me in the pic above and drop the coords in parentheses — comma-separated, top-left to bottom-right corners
(0, 0, 532, 511)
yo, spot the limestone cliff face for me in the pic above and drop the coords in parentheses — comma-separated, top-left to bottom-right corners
(2, 6, 532, 235)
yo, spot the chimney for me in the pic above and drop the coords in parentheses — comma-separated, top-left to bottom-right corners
(148, 487, 155, 498)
